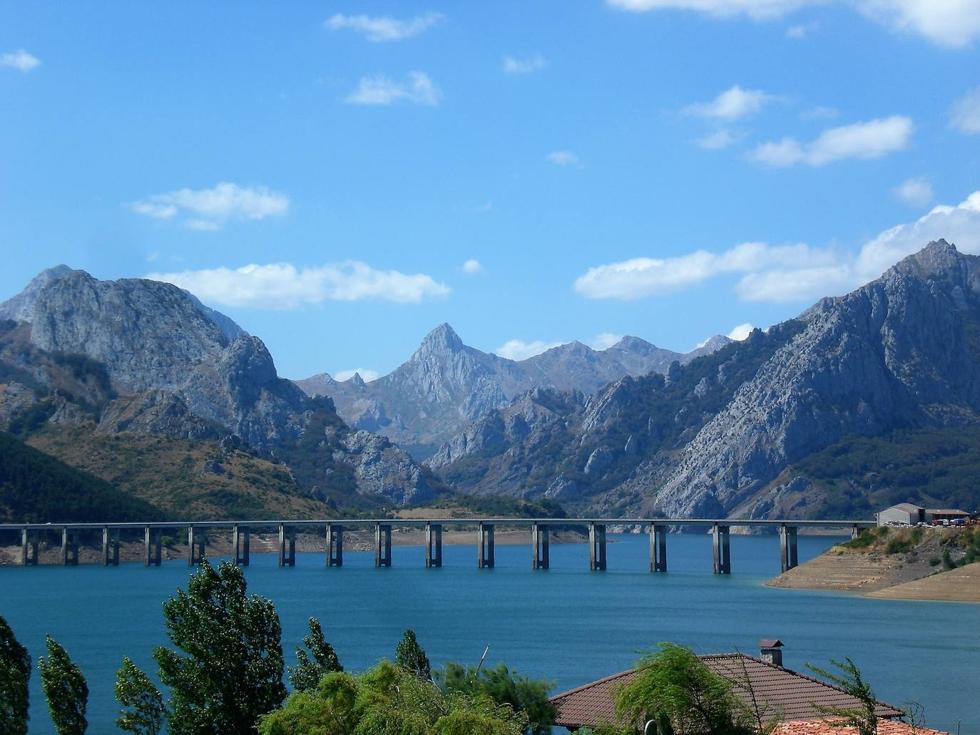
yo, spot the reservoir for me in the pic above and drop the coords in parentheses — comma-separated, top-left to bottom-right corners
(1, 533, 977, 734)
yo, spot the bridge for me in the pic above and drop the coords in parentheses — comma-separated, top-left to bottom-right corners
(0, 518, 874, 574)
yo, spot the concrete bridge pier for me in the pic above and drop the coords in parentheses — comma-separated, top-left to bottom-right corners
(779, 525, 799, 573)
(649, 524, 667, 572)
(532, 523, 550, 570)
(102, 527, 120, 567)
(478, 522, 495, 569)
(144, 527, 162, 566)
(425, 523, 442, 568)
(61, 528, 78, 566)
(20, 528, 38, 566)
(375, 523, 392, 567)
(712, 524, 731, 574)
(589, 523, 607, 571)
(851, 524, 861, 541)
(278, 524, 296, 567)
(327, 523, 343, 567)
(233, 525, 250, 566)
(187, 526, 205, 566)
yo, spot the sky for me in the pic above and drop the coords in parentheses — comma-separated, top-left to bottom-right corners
(2, 1, 980, 381)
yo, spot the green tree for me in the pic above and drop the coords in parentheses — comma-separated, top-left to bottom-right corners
(0, 615, 31, 735)
(615, 643, 752, 735)
(115, 657, 165, 735)
(807, 658, 878, 735)
(38, 636, 88, 735)
(289, 618, 343, 692)
(258, 661, 527, 735)
(154, 559, 287, 735)
(439, 662, 555, 734)
(395, 629, 432, 681)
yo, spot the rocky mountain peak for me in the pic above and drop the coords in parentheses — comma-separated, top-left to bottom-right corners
(608, 335, 657, 353)
(415, 323, 464, 357)
(0, 264, 78, 323)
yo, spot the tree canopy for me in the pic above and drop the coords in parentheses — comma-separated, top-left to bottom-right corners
(0, 615, 31, 735)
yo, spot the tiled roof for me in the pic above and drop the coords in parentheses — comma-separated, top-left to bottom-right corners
(550, 653, 904, 730)
(776, 719, 948, 735)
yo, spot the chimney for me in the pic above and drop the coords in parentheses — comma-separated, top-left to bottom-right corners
(759, 639, 784, 667)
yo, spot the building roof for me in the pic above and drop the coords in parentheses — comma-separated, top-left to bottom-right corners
(883, 504, 924, 514)
(550, 653, 904, 730)
(926, 509, 968, 516)
(776, 719, 948, 735)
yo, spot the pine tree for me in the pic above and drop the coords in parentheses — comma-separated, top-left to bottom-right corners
(115, 657, 165, 735)
(289, 617, 343, 692)
(395, 629, 431, 681)
(38, 636, 88, 735)
(0, 616, 31, 735)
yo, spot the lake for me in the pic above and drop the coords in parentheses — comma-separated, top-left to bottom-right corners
(1, 533, 977, 734)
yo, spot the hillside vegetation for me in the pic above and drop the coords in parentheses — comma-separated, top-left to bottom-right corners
(0, 431, 159, 522)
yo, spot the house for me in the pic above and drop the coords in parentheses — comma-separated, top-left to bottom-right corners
(550, 643, 905, 732)
(876, 503, 926, 526)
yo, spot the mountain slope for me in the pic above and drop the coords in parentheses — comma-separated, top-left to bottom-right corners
(0, 431, 161, 522)
(0, 268, 441, 514)
(296, 324, 730, 458)
(433, 240, 980, 520)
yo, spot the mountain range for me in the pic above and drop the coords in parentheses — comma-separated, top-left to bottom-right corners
(430, 240, 980, 519)
(296, 324, 731, 458)
(3, 239, 980, 523)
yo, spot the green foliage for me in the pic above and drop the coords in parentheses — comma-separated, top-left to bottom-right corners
(614, 643, 752, 735)
(885, 527, 923, 554)
(395, 629, 432, 681)
(153, 560, 287, 735)
(425, 494, 567, 519)
(0, 431, 160, 522)
(806, 658, 877, 735)
(114, 657, 165, 735)
(290, 618, 343, 692)
(787, 427, 980, 518)
(439, 662, 555, 734)
(258, 661, 528, 735)
(0, 615, 31, 735)
(38, 636, 88, 735)
(843, 527, 887, 549)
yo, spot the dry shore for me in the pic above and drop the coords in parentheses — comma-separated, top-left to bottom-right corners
(767, 526, 979, 603)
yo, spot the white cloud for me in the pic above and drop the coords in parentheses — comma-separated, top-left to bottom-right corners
(574, 190, 980, 304)
(856, 0, 980, 48)
(685, 85, 774, 120)
(590, 333, 624, 350)
(131, 182, 288, 230)
(325, 13, 443, 42)
(607, 0, 980, 47)
(607, 0, 816, 20)
(727, 323, 755, 340)
(147, 261, 451, 309)
(574, 242, 839, 299)
(344, 72, 441, 106)
(547, 150, 579, 166)
(334, 368, 381, 382)
(749, 116, 913, 167)
(696, 129, 738, 150)
(503, 54, 547, 75)
(0, 49, 40, 72)
(950, 86, 980, 134)
(462, 259, 484, 275)
(785, 22, 816, 37)
(495, 339, 564, 361)
(893, 177, 933, 207)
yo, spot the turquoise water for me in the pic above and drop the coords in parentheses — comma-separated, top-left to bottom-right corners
(1, 533, 978, 734)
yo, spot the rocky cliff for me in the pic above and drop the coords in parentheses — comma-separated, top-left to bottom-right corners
(432, 240, 980, 520)
(0, 268, 440, 510)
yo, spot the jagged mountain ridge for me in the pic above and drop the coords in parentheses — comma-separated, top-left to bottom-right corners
(0, 267, 440, 509)
(296, 323, 731, 459)
(431, 240, 980, 520)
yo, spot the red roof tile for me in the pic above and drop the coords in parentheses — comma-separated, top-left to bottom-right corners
(551, 653, 904, 730)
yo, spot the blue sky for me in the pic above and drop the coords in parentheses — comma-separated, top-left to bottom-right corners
(2, 1, 980, 380)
